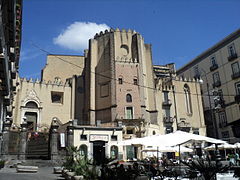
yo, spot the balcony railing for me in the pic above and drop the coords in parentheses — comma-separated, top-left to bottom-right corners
(162, 99, 172, 106)
(212, 80, 221, 88)
(163, 116, 173, 123)
(228, 53, 238, 61)
(235, 95, 240, 104)
(210, 64, 218, 71)
(232, 72, 240, 80)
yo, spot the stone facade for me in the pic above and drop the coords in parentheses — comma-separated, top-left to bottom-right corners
(177, 29, 240, 143)
(8, 29, 206, 161)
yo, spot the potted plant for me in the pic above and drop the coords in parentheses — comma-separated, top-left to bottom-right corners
(0, 160, 5, 169)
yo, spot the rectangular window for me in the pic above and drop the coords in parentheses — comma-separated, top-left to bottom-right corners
(212, 72, 220, 83)
(231, 62, 240, 74)
(235, 82, 240, 95)
(228, 44, 236, 56)
(133, 78, 138, 85)
(80, 135, 87, 141)
(163, 91, 169, 102)
(193, 66, 199, 76)
(111, 135, 118, 141)
(210, 56, 217, 66)
(219, 111, 227, 125)
(126, 129, 133, 134)
(51, 91, 64, 104)
(126, 107, 133, 119)
(221, 131, 229, 139)
(118, 78, 123, 84)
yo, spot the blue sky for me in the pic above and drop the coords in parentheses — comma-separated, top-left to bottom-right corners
(20, 0, 240, 79)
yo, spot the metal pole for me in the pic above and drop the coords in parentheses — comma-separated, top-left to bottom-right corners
(206, 82, 218, 138)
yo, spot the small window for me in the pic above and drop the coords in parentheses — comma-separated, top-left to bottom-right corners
(80, 134, 87, 141)
(111, 135, 117, 141)
(133, 78, 138, 85)
(194, 66, 199, 76)
(110, 145, 118, 159)
(126, 94, 132, 102)
(127, 129, 133, 134)
(126, 106, 133, 119)
(228, 44, 236, 56)
(210, 56, 217, 66)
(118, 78, 123, 84)
(25, 101, 38, 108)
(212, 72, 220, 83)
(79, 144, 88, 157)
(232, 62, 239, 74)
(51, 91, 63, 104)
(236, 82, 240, 95)
(152, 131, 156, 135)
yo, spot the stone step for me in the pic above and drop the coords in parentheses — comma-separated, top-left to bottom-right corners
(16, 165, 38, 173)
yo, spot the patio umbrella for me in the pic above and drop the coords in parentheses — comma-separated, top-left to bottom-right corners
(234, 142, 240, 149)
(142, 145, 193, 153)
(204, 143, 236, 150)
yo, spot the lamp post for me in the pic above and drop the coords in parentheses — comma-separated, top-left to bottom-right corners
(199, 71, 218, 139)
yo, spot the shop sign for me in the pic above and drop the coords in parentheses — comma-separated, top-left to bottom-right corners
(90, 134, 109, 142)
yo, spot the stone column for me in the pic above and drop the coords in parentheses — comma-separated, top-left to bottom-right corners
(50, 120, 59, 161)
(1, 118, 12, 159)
(19, 119, 28, 160)
(67, 120, 73, 148)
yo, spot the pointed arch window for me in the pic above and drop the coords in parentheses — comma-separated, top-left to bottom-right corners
(184, 84, 192, 115)
(126, 94, 132, 103)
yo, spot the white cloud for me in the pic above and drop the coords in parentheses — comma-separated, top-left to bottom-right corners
(53, 22, 110, 51)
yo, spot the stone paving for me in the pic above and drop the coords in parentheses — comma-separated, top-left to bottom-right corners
(0, 167, 64, 180)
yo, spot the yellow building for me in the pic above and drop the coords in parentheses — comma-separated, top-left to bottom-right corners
(11, 29, 206, 161)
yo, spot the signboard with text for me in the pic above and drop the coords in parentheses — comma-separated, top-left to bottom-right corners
(90, 134, 109, 142)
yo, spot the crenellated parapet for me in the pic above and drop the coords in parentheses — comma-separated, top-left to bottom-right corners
(94, 28, 138, 39)
(20, 78, 71, 88)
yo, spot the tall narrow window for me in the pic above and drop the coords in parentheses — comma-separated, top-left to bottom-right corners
(184, 84, 192, 115)
(232, 62, 239, 74)
(235, 82, 240, 95)
(126, 94, 132, 102)
(133, 78, 138, 85)
(212, 72, 220, 83)
(210, 56, 217, 66)
(228, 44, 236, 56)
(193, 66, 199, 77)
(118, 77, 123, 84)
(163, 91, 169, 102)
(126, 107, 133, 119)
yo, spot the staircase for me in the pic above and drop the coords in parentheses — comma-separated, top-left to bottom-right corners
(26, 132, 49, 160)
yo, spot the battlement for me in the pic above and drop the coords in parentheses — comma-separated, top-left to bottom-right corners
(20, 78, 71, 87)
(94, 28, 138, 39)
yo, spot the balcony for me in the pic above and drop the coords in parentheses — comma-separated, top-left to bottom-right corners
(162, 99, 172, 106)
(228, 53, 238, 61)
(219, 122, 227, 128)
(235, 95, 240, 103)
(212, 80, 221, 88)
(163, 116, 173, 124)
(210, 64, 218, 71)
(232, 72, 240, 80)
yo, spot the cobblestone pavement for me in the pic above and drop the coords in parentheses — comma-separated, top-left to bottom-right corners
(0, 167, 64, 180)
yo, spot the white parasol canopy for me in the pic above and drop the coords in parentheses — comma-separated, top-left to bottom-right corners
(142, 145, 193, 153)
(234, 142, 240, 148)
(112, 131, 226, 148)
(140, 131, 226, 147)
(204, 143, 236, 150)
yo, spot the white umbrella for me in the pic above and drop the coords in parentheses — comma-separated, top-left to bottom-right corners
(204, 143, 236, 150)
(234, 142, 240, 148)
(142, 145, 193, 153)
(142, 131, 226, 147)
